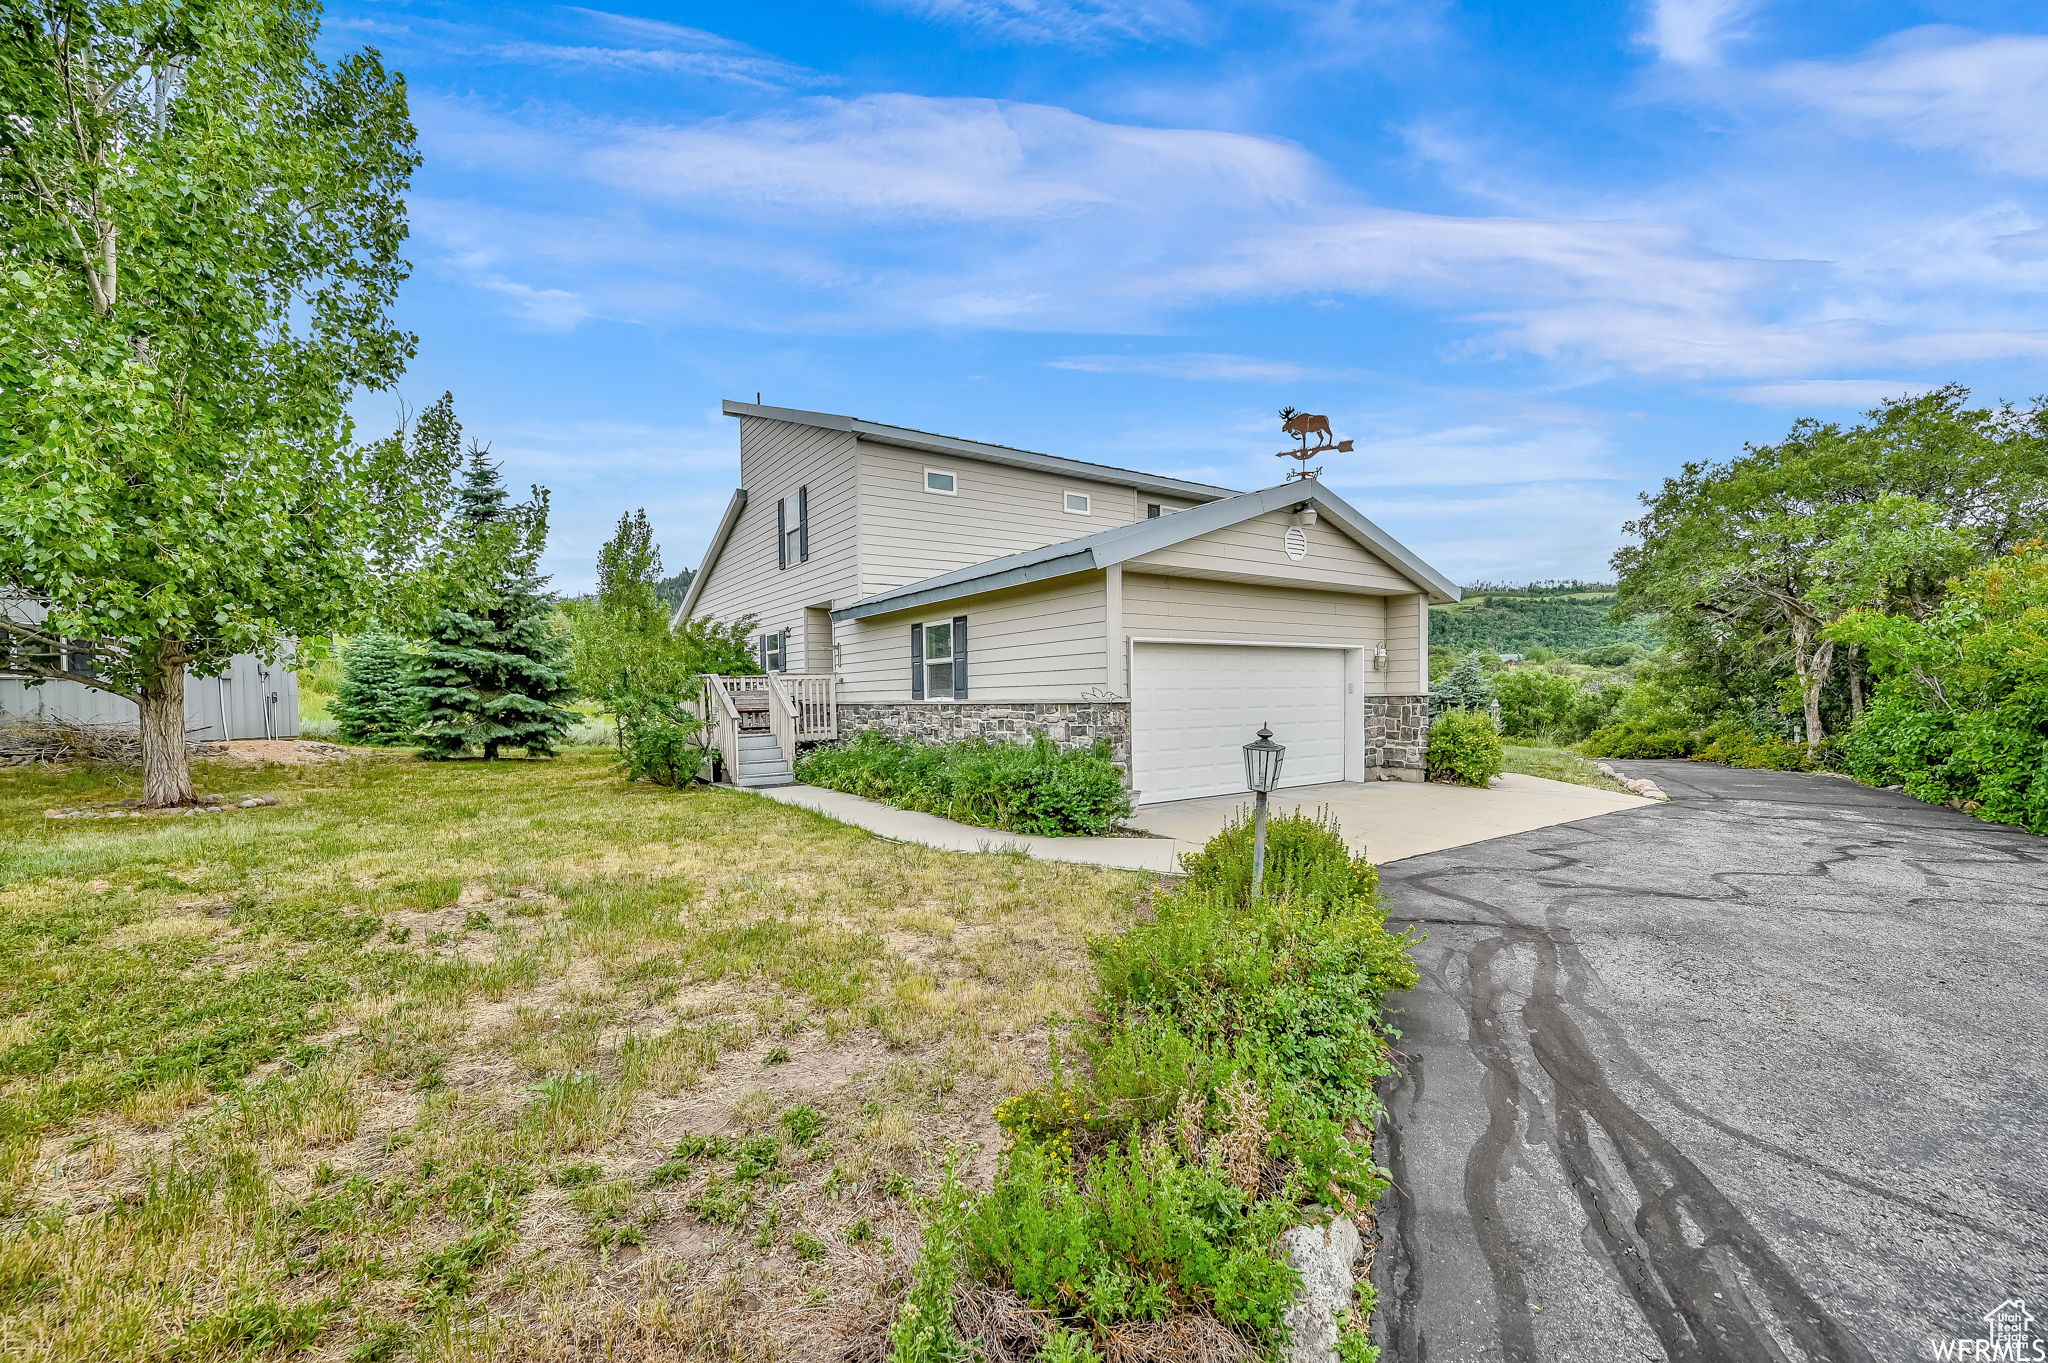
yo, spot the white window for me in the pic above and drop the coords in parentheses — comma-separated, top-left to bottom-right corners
(924, 468, 957, 495)
(759, 631, 787, 673)
(923, 619, 954, 698)
(1064, 491, 1091, 515)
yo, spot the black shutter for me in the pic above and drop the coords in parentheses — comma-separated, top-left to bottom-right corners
(758, 634, 770, 671)
(776, 496, 787, 570)
(796, 486, 809, 563)
(952, 615, 968, 699)
(910, 624, 925, 699)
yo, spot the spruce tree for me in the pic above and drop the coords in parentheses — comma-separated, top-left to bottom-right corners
(329, 633, 421, 746)
(411, 450, 576, 760)
(1434, 655, 1497, 711)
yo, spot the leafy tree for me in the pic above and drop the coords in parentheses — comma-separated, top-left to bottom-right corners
(0, 1, 441, 804)
(1614, 387, 2046, 746)
(411, 450, 574, 760)
(566, 509, 758, 785)
(327, 632, 419, 745)
(1433, 655, 1495, 711)
(1833, 543, 2048, 832)
(1431, 585, 1650, 656)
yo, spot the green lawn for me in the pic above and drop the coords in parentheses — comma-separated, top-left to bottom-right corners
(1501, 742, 1629, 792)
(0, 751, 1152, 1362)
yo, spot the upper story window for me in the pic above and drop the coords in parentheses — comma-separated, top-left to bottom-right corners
(924, 468, 957, 495)
(1064, 491, 1092, 515)
(777, 488, 808, 569)
(1146, 503, 1162, 519)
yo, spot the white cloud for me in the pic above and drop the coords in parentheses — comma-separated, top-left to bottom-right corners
(884, 0, 1205, 46)
(1046, 352, 1371, 382)
(1776, 28, 2048, 178)
(1326, 422, 1621, 488)
(584, 93, 1320, 222)
(1728, 378, 1942, 409)
(1638, 0, 1756, 67)
(1362, 483, 1641, 583)
(418, 88, 2048, 380)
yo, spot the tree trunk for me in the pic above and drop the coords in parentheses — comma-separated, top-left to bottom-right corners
(1789, 615, 1834, 748)
(137, 647, 197, 807)
(1846, 648, 1865, 723)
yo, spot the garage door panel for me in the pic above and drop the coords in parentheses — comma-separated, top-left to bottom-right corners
(1132, 643, 1349, 803)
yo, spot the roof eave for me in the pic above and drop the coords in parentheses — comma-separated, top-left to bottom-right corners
(672, 488, 748, 625)
(830, 550, 1100, 623)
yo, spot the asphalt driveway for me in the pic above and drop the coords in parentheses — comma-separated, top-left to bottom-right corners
(1372, 760, 2048, 1362)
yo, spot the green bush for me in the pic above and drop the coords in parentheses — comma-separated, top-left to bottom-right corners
(1582, 720, 1699, 759)
(1692, 724, 1814, 771)
(1831, 545, 2048, 833)
(1177, 807, 1378, 908)
(795, 731, 1132, 836)
(1425, 711, 1504, 786)
(927, 809, 1417, 1353)
(620, 717, 708, 787)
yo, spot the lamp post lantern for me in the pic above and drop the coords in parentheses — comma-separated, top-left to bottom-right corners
(1243, 725, 1286, 900)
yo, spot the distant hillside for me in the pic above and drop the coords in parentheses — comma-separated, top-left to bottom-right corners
(653, 569, 694, 609)
(1431, 581, 1651, 655)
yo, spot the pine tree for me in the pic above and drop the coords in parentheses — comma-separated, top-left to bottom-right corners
(1434, 655, 1497, 711)
(329, 633, 421, 745)
(410, 449, 576, 760)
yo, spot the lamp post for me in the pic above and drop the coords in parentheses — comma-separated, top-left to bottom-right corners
(1243, 725, 1286, 900)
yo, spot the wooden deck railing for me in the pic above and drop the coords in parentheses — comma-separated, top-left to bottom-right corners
(699, 674, 838, 782)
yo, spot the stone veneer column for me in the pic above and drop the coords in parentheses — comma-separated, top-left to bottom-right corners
(1364, 695, 1429, 775)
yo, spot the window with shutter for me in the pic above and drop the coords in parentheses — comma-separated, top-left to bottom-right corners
(779, 489, 807, 568)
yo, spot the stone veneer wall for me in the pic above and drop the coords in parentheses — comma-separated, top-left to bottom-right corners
(1364, 695, 1429, 773)
(833, 702, 1132, 769)
(831, 696, 1431, 781)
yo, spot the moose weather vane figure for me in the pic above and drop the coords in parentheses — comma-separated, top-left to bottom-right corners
(1275, 408, 1354, 482)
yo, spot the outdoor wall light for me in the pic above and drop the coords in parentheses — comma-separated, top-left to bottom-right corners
(1373, 644, 1389, 671)
(1292, 506, 1319, 528)
(1243, 725, 1286, 899)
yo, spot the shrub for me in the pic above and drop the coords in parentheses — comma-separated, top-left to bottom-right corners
(620, 717, 708, 787)
(1582, 720, 1698, 759)
(1831, 544, 2048, 833)
(1177, 806, 1377, 909)
(795, 731, 1132, 836)
(1692, 724, 1813, 771)
(1425, 711, 1504, 786)
(895, 807, 1417, 1354)
(1432, 655, 1496, 710)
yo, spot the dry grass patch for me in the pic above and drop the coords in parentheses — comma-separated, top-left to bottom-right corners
(0, 752, 1152, 1362)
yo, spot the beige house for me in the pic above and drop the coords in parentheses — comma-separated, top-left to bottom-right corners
(681, 401, 1457, 802)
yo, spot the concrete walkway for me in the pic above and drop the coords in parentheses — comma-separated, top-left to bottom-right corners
(753, 783, 1191, 872)
(1129, 773, 1652, 865)
(755, 771, 1651, 872)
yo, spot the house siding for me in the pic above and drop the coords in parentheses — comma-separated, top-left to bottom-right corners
(836, 573, 1109, 704)
(1121, 572, 1386, 652)
(855, 441, 1174, 596)
(690, 416, 861, 672)
(1130, 510, 1415, 593)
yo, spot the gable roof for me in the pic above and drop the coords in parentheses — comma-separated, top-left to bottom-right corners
(832, 480, 1461, 622)
(723, 400, 1238, 503)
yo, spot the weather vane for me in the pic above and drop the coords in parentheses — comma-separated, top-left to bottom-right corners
(1274, 408, 1353, 482)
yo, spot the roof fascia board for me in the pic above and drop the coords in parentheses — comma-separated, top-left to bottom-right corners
(673, 489, 748, 624)
(830, 552, 1097, 623)
(851, 429, 1232, 503)
(720, 398, 1234, 503)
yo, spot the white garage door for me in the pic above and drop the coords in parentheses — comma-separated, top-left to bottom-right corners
(1131, 643, 1350, 803)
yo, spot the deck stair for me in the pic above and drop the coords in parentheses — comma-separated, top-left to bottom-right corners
(731, 732, 794, 788)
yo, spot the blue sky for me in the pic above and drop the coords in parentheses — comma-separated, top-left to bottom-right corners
(324, 0, 2048, 593)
